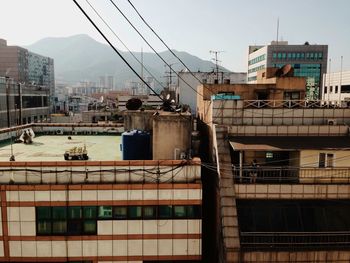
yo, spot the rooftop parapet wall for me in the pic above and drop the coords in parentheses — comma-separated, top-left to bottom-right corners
(0, 159, 201, 184)
(212, 100, 350, 126)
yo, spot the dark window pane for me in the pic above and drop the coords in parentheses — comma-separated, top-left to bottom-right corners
(83, 206, 97, 219)
(173, 206, 187, 218)
(68, 206, 82, 219)
(37, 207, 51, 219)
(113, 207, 127, 219)
(37, 220, 51, 234)
(83, 220, 97, 234)
(52, 220, 67, 234)
(143, 206, 156, 219)
(158, 206, 172, 219)
(187, 205, 201, 219)
(52, 207, 66, 219)
(98, 206, 112, 219)
(128, 206, 142, 219)
(68, 220, 82, 235)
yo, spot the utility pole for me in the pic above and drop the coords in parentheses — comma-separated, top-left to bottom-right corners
(210, 50, 224, 83)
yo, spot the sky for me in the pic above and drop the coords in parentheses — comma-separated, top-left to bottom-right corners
(1, 0, 350, 72)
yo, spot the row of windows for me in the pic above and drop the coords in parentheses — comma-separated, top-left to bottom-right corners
(248, 64, 265, 74)
(272, 52, 323, 60)
(324, 85, 350, 94)
(248, 54, 266, 66)
(36, 205, 201, 235)
(248, 76, 257, 82)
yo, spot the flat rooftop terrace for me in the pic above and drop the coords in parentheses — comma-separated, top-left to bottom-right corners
(0, 135, 121, 161)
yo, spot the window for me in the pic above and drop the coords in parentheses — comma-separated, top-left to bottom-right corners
(330, 86, 333, 93)
(143, 206, 156, 219)
(113, 206, 127, 219)
(128, 206, 142, 219)
(335, 86, 338, 93)
(266, 152, 274, 159)
(319, 153, 334, 168)
(327, 153, 334, 167)
(98, 206, 112, 219)
(159, 205, 173, 219)
(319, 153, 326, 168)
(173, 206, 187, 218)
(324, 86, 327, 94)
(37, 207, 97, 236)
(341, 85, 350, 93)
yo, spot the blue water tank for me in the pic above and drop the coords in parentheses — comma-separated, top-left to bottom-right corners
(121, 130, 151, 160)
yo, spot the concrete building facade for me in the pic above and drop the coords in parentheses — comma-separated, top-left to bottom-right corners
(322, 70, 350, 104)
(0, 123, 203, 262)
(177, 71, 247, 115)
(248, 41, 328, 99)
(0, 77, 50, 128)
(197, 81, 350, 262)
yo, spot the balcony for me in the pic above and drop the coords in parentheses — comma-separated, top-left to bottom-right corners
(233, 166, 350, 184)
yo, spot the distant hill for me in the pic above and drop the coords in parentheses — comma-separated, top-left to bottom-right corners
(26, 34, 228, 89)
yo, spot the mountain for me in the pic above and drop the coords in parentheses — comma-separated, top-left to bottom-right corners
(26, 34, 228, 89)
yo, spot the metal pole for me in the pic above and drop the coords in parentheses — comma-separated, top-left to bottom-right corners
(239, 151, 243, 182)
(339, 56, 343, 105)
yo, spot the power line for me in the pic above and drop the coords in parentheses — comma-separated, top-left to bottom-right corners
(73, 0, 163, 101)
(126, 0, 209, 88)
(108, 0, 204, 99)
(84, 0, 168, 93)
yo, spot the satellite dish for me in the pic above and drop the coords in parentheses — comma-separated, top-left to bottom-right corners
(165, 94, 170, 100)
(275, 64, 293, 77)
(126, 98, 142, 110)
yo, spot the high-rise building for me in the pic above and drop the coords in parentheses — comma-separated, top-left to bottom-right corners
(28, 51, 55, 98)
(247, 41, 328, 99)
(0, 38, 55, 111)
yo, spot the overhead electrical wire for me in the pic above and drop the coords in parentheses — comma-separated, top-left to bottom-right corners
(108, 0, 205, 99)
(84, 0, 169, 93)
(73, 0, 164, 101)
(126, 0, 210, 88)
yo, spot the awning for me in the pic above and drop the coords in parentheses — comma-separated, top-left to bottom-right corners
(229, 136, 350, 151)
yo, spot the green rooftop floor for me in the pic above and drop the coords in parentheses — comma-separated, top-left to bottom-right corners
(0, 135, 121, 161)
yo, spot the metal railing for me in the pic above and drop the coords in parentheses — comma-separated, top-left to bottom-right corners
(242, 100, 350, 109)
(233, 166, 350, 184)
(241, 231, 350, 250)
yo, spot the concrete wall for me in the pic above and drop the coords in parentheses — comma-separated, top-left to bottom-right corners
(153, 114, 192, 160)
(300, 150, 350, 167)
(123, 110, 154, 131)
(0, 183, 202, 262)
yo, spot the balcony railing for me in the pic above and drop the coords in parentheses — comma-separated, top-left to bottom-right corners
(233, 166, 350, 184)
(241, 100, 350, 109)
(240, 231, 350, 250)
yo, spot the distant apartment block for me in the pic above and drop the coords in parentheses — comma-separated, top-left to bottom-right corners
(0, 38, 55, 112)
(177, 71, 247, 114)
(0, 77, 49, 128)
(322, 70, 350, 103)
(247, 41, 328, 99)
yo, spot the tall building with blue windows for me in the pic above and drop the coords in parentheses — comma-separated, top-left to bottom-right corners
(247, 41, 328, 99)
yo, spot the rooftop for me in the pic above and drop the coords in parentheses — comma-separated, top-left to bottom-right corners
(0, 135, 121, 161)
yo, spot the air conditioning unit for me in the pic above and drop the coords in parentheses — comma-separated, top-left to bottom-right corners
(327, 119, 337, 125)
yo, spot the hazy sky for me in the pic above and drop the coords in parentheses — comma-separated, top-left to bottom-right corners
(1, 0, 349, 72)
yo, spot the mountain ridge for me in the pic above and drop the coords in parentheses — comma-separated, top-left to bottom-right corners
(26, 34, 229, 88)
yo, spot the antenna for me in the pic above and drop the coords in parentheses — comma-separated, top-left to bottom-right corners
(141, 47, 144, 94)
(164, 63, 177, 88)
(328, 58, 332, 102)
(276, 17, 279, 45)
(209, 50, 224, 83)
(339, 56, 343, 104)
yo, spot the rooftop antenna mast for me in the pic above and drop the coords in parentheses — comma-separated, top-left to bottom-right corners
(164, 63, 177, 88)
(210, 50, 224, 83)
(141, 47, 144, 94)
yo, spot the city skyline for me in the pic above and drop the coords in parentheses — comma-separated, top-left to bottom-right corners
(1, 0, 349, 73)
